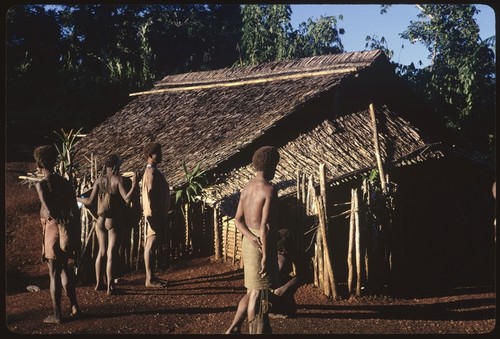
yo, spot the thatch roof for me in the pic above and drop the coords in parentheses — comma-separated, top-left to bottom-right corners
(207, 106, 444, 214)
(73, 49, 442, 210)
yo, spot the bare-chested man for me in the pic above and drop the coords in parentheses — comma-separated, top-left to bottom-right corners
(226, 146, 280, 334)
(77, 154, 137, 295)
(141, 142, 170, 288)
(34, 145, 81, 323)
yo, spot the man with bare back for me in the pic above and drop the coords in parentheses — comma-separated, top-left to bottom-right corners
(226, 146, 280, 334)
(34, 145, 81, 323)
(141, 142, 170, 288)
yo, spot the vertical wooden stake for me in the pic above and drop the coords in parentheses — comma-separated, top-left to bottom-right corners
(354, 188, 362, 296)
(347, 189, 355, 296)
(319, 164, 328, 224)
(213, 204, 220, 260)
(316, 196, 338, 299)
(315, 220, 324, 290)
(369, 103, 387, 194)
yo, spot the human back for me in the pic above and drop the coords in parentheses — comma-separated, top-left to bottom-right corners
(241, 177, 276, 231)
(39, 173, 77, 222)
(97, 174, 127, 219)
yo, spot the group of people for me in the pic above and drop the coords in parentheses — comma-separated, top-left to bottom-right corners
(34, 142, 169, 323)
(34, 142, 298, 333)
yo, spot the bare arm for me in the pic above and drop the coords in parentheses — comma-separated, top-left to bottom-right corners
(234, 188, 262, 250)
(117, 174, 137, 204)
(258, 186, 277, 276)
(76, 178, 100, 206)
(35, 181, 53, 219)
(144, 168, 155, 207)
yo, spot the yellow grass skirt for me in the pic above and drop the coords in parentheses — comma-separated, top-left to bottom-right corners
(243, 228, 278, 290)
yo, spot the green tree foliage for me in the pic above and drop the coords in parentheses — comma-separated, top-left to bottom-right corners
(396, 4, 495, 159)
(239, 4, 344, 65)
(364, 35, 393, 59)
(293, 15, 345, 57)
(239, 4, 294, 65)
(6, 4, 242, 150)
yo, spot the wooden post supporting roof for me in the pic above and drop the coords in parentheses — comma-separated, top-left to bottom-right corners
(369, 103, 388, 194)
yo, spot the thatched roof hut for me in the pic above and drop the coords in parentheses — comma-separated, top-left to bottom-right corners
(74, 50, 443, 211)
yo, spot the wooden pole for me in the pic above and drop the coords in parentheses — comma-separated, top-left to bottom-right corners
(306, 175, 316, 215)
(354, 188, 362, 296)
(213, 204, 220, 260)
(368, 103, 387, 194)
(313, 244, 319, 288)
(129, 67, 358, 96)
(347, 189, 355, 296)
(301, 173, 306, 205)
(315, 221, 324, 290)
(316, 196, 338, 299)
(319, 164, 328, 225)
(296, 168, 301, 201)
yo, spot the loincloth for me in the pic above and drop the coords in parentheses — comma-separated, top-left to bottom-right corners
(40, 218, 66, 261)
(242, 228, 278, 290)
(144, 215, 165, 240)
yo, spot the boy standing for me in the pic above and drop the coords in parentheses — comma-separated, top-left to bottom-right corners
(34, 145, 81, 323)
(227, 146, 280, 334)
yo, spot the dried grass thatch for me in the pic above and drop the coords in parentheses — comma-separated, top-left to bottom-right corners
(73, 50, 442, 216)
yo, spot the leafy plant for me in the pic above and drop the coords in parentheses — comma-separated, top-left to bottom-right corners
(175, 161, 208, 205)
(52, 127, 84, 181)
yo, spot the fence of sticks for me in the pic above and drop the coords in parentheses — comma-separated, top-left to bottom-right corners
(295, 162, 397, 299)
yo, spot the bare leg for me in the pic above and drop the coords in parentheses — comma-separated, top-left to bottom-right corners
(60, 260, 80, 316)
(273, 276, 300, 297)
(106, 219, 121, 295)
(247, 289, 259, 323)
(225, 293, 249, 334)
(45, 260, 62, 324)
(144, 235, 161, 288)
(247, 289, 272, 334)
(94, 218, 107, 291)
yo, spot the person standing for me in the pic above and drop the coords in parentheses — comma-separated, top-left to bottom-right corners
(226, 146, 280, 334)
(77, 154, 137, 295)
(141, 142, 170, 288)
(34, 145, 81, 323)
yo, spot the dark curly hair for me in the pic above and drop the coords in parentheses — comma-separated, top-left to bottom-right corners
(104, 154, 121, 169)
(252, 146, 280, 172)
(33, 145, 58, 169)
(144, 142, 161, 159)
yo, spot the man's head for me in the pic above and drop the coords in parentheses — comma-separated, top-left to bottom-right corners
(252, 146, 280, 180)
(105, 154, 121, 172)
(144, 142, 162, 164)
(33, 145, 58, 170)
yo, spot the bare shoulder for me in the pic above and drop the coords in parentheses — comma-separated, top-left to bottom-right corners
(112, 174, 124, 183)
(36, 178, 48, 190)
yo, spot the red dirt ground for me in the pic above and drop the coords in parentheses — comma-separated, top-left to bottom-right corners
(3, 161, 497, 335)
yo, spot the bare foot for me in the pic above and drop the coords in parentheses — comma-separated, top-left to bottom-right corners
(107, 287, 121, 295)
(95, 283, 105, 291)
(225, 327, 241, 334)
(44, 315, 61, 324)
(145, 281, 164, 288)
(71, 305, 81, 317)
